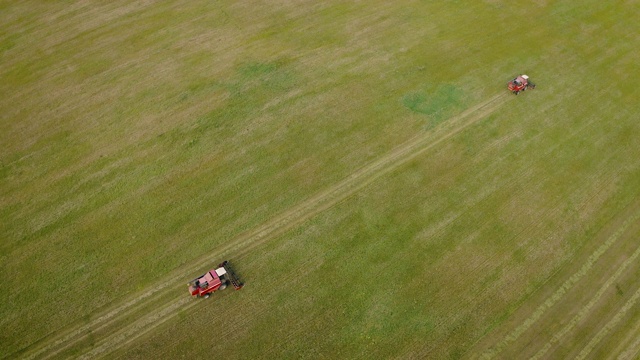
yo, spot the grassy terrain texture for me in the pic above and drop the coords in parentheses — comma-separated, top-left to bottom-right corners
(2, 0, 640, 359)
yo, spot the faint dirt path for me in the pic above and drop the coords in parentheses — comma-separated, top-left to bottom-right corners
(19, 93, 508, 360)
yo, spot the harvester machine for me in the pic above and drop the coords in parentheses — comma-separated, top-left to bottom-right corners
(188, 261, 244, 299)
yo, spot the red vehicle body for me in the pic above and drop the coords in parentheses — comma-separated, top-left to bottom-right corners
(507, 74, 536, 95)
(188, 261, 243, 298)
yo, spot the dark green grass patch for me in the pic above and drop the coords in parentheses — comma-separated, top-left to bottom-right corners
(402, 84, 467, 128)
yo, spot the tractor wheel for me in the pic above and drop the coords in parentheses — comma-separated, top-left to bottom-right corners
(204, 293, 211, 299)
(219, 283, 227, 291)
(515, 91, 519, 95)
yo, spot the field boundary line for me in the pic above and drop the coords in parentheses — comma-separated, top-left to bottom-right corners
(18, 93, 507, 360)
(575, 282, 640, 360)
(531, 227, 640, 359)
(479, 209, 640, 359)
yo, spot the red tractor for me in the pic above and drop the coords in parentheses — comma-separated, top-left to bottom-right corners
(188, 261, 243, 299)
(508, 74, 536, 95)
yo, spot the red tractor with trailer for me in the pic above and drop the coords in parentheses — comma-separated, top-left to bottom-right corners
(508, 74, 536, 95)
(188, 261, 243, 298)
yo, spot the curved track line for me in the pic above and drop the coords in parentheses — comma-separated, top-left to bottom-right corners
(531, 234, 640, 359)
(19, 93, 507, 360)
(479, 210, 640, 359)
(576, 283, 640, 360)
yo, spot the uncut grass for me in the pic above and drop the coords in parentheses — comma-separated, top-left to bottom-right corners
(129, 67, 639, 360)
(121, 154, 640, 358)
(119, 91, 640, 359)
(119, 34, 640, 359)
(2, 0, 503, 354)
(2, 0, 640, 358)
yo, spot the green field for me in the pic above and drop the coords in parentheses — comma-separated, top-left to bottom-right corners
(2, 1, 640, 359)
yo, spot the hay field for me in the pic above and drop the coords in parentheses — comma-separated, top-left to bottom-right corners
(2, 1, 640, 359)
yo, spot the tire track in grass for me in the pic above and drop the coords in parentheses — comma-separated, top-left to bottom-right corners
(19, 93, 508, 360)
(575, 283, 640, 360)
(19, 285, 178, 360)
(77, 298, 196, 360)
(478, 208, 640, 359)
(531, 226, 640, 359)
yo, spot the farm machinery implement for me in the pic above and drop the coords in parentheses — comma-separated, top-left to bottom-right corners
(188, 261, 244, 299)
(508, 74, 536, 95)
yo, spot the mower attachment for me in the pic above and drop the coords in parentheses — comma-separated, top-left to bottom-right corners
(219, 261, 244, 290)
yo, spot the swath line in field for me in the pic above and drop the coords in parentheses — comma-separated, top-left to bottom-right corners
(576, 283, 640, 360)
(18, 93, 507, 360)
(479, 209, 640, 359)
(617, 317, 640, 360)
(531, 230, 640, 359)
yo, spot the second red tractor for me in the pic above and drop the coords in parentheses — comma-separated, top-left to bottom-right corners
(508, 74, 536, 95)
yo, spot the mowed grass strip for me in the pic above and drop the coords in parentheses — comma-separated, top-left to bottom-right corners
(2, 0, 640, 359)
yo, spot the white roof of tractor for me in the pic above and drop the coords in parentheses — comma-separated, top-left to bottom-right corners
(521, 74, 529, 79)
(215, 267, 227, 277)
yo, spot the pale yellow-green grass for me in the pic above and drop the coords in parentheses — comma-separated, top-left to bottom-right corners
(2, 0, 640, 359)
